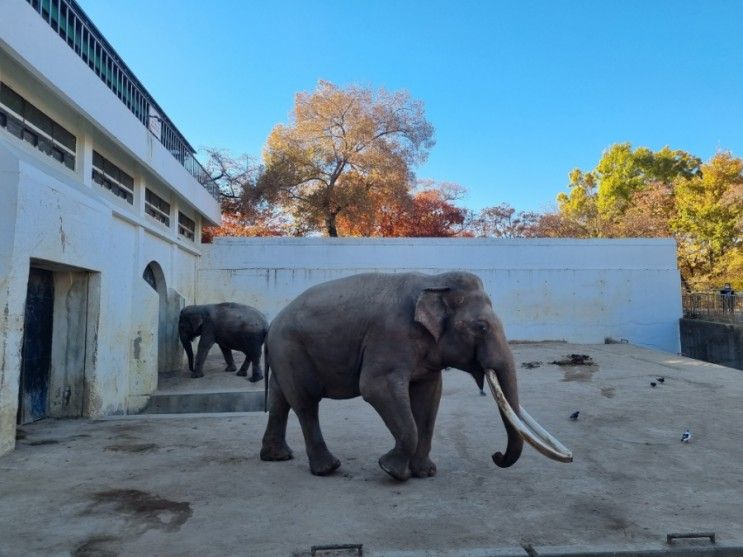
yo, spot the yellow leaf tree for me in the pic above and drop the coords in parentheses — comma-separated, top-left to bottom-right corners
(254, 81, 435, 236)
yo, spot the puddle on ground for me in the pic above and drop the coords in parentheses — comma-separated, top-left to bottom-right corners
(561, 365, 599, 382)
(601, 386, 616, 398)
(83, 489, 192, 533)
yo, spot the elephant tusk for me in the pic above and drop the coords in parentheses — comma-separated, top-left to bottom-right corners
(486, 370, 573, 463)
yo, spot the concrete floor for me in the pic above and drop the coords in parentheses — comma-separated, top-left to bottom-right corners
(157, 351, 264, 394)
(1, 343, 743, 556)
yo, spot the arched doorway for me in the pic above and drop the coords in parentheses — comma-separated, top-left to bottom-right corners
(142, 261, 168, 374)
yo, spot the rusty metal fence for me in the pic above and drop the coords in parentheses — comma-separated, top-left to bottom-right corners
(682, 291, 742, 323)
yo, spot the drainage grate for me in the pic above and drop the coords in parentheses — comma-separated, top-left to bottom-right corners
(310, 543, 363, 556)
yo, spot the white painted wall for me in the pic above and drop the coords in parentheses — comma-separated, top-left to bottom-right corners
(197, 237, 682, 353)
(0, 0, 221, 224)
(0, 136, 199, 455)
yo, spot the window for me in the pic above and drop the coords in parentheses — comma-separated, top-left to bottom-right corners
(145, 189, 170, 226)
(0, 83, 76, 170)
(178, 212, 195, 240)
(92, 151, 134, 204)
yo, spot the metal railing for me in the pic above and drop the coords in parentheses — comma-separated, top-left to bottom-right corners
(682, 291, 742, 324)
(25, 0, 220, 200)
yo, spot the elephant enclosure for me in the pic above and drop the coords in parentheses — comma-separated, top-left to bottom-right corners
(2, 343, 743, 556)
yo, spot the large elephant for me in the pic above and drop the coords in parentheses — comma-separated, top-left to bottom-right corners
(179, 303, 268, 381)
(260, 272, 571, 481)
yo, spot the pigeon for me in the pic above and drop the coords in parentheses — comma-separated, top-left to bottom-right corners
(681, 429, 692, 443)
(569, 411, 580, 421)
(657, 377, 665, 383)
(650, 382, 657, 387)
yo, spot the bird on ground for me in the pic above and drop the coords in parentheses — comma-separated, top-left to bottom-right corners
(650, 382, 657, 387)
(569, 411, 580, 421)
(681, 429, 692, 443)
(657, 377, 665, 383)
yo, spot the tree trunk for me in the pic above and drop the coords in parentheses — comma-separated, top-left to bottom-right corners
(325, 214, 338, 237)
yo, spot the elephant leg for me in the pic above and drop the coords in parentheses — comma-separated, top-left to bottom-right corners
(236, 354, 250, 377)
(361, 372, 417, 481)
(192, 335, 214, 378)
(295, 401, 340, 476)
(409, 373, 442, 478)
(247, 349, 264, 383)
(219, 344, 237, 372)
(260, 373, 294, 462)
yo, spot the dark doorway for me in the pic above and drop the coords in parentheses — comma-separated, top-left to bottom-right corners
(18, 268, 54, 424)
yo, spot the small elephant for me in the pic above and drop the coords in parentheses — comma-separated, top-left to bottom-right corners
(260, 272, 571, 480)
(179, 303, 268, 381)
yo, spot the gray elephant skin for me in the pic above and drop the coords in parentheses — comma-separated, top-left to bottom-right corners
(260, 271, 570, 481)
(179, 303, 268, 381)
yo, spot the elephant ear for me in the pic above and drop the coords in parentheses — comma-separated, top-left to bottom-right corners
(188, 312, 205, 336)
(414, 287, 450, 343)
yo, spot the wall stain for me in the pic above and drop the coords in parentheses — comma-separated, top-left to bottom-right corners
(58, 214, 67, 251)
(133, 332, 142, 360)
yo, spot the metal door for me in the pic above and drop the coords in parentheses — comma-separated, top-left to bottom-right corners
(18, 268, 54, 424)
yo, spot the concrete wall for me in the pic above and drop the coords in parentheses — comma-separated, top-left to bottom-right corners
(197, 237, 683, 352)
(680, 318, 743, 370)
(0, 136, 200, 455)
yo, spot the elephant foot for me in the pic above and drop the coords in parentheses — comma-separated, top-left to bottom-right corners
(225, 365, 237, 372)
(379, 451, 411, 481)
(260, 442, 294, 461)
(309, 452, 341, 476)
(236, 369, 247, 377)
(247, 372, 264, 383)
(190, 371, 204, 378)
(410, 456, 437, 478)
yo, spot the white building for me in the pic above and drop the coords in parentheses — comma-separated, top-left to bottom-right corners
(0, 0, 221, 455)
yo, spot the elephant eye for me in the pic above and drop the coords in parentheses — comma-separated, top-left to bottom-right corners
(473, 321, 489, 335)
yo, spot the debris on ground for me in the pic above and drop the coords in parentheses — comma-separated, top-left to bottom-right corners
(570, 411, 580, 421)
(551, 354, 594, 366)
(681, 429, 692, 443)
(651, 382, 657, 387)
(521, 361, 543, 369)
(657, 377, 665, 383)
(604, 337, 630, 344)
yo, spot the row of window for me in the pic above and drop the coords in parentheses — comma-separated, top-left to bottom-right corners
(0, 83, 76, 170)
(0, 82, 196, 241)
(24, 0, 222, 203)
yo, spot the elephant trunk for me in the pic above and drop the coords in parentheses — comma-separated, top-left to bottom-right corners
(488, 359, 524, 468)
(180, 330, 194, 372)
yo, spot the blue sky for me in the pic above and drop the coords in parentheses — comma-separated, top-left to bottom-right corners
(79, 0, 743, 213)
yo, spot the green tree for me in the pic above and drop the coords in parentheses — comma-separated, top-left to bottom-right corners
(254, 81, 435, 236)
(672, 151, 743, 287)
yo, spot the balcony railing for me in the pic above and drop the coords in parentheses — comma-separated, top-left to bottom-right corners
(682, 291, 742, 324)
(25, 0, 220, 200)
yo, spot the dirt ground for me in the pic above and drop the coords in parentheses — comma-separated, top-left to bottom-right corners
(1, 343, 742, 556)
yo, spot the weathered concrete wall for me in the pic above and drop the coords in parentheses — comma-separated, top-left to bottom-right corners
(197, 237, 683, 353)
(0, 138, 200, 456)
(680, 318, 743, 370)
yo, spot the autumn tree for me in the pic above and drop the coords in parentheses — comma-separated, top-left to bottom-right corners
(672, 151, 743, 287)
(336, 181, 468, 237)
(254, 81, 435, 236)
(200, 149, 290, 241)
(469, 203, 540, 238)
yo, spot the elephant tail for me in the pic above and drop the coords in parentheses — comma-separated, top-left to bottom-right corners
(263, 341, 269, 413)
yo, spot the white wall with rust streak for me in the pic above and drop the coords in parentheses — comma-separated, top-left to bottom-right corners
(197, 237, 682, 353)
(0, 138, 198, 456)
